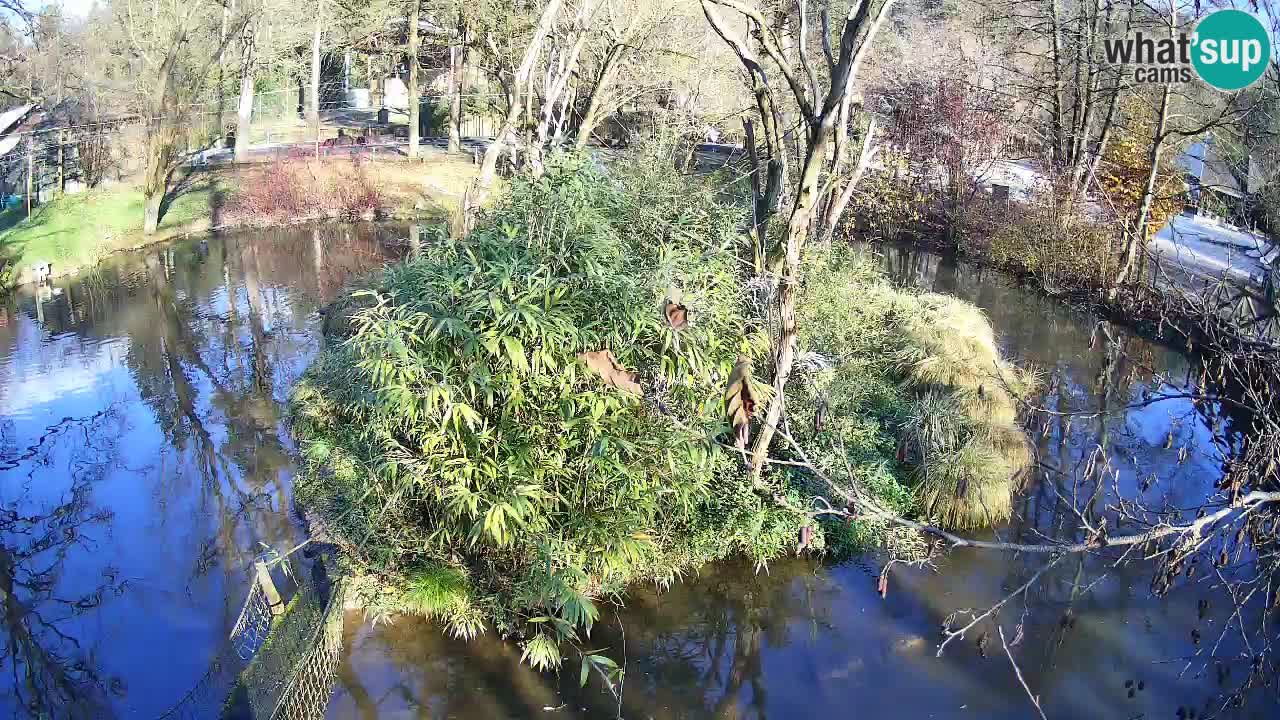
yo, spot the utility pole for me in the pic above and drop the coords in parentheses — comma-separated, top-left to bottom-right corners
(58, 130, 65, 194)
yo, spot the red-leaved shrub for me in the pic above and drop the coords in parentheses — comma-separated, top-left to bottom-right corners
(227, 156, 387, 226)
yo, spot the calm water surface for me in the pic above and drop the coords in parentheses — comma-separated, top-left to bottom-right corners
(1, 232, 1274, 719)
(0, 224, 406, 718)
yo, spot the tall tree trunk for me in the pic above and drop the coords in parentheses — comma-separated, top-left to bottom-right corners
(217, 2, 230, 145)
(823, 118, 878, 243)
(1048, 0, 1066, 166)
(1111, 5, 1175, 297)
(534, 6, 590, 171)
(1067, 0, 1086, 167)
(1080, 82, 1119, 193)
(235, 66, 255, 163)
(143, 52, 180, 236)
(235, 25, 256, 163)
(553, 80, 575, 142)
(1111, 81, 1171, 297)
(309, 0, 324, 131)
(1069, 0, 1107, 194)
(476, 0, 564, 189)
(573, 42, 625, 151)
(698, 0, 894, 480)
(702, 3, 787, 255)
(744, 119, 766, 268)
(1077, 0, 1133, 198)
(408, 0, 421, 158)
(447, 23, 463, 153)
(522, 75, 534, 163)
(748, 127, 833, 476)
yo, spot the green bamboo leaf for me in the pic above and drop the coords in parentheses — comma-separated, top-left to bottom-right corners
(502, 336, 529, 374)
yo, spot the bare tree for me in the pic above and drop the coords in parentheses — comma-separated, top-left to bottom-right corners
(530, 0, 593, 173)
(114, 0, 250, 234)
(571, 0, 678, 151)
(703, 0, 895, 479)
(473, 0, 564, 190)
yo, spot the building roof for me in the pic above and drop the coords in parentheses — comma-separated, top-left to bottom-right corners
(1178, 139, 1248, 199)
(0, 104, 35, 136)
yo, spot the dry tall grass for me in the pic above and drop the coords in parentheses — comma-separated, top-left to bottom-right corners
(793, 255, 1035, 532)
(894, 294, 1035, 529)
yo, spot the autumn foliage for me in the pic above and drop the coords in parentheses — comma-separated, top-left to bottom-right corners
(1096, 99, 1183, 242)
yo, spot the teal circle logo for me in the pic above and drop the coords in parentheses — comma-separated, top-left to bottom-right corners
(1192, 10, 1271, 91)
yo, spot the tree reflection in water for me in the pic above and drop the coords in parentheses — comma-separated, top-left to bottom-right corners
(0, 410, 125, 719)
(0, 223, 406, 717)
(330, 558, 838, 720)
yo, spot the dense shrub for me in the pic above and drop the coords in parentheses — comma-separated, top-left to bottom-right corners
(964, 191, 1119, 291)
(841, 154, 932, 242)
(227, 156, 386, 226)
(290, 151, 1036, 669)
(289, 154, 803, 668)
(787, 252, 1034, 532)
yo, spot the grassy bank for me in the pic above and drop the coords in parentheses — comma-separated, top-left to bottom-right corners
(0, 155, 479, 289)
(0, 173, 226, 286)
(287, 150, 1034, 669)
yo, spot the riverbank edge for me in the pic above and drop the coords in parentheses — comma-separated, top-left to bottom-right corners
(0, 159, 477, 293)
(4, 207, 447, 289)
(875, 233, 1280, 359)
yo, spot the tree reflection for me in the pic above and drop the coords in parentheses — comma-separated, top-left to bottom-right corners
(0, 412, 124, 719)
(596, 559, 834, 720)
(1, 223, 406, 716)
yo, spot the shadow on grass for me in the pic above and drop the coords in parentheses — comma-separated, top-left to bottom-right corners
(158, 167, 201, 223)
(160, 166, 229, 231)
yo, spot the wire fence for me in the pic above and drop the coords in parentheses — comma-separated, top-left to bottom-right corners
(149, 552, 346, 720)
(268, 579, 346, 720)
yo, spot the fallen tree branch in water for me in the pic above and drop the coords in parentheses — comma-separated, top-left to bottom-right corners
(1000, 625, 1049, 720)
(754, 418, 1280, 556)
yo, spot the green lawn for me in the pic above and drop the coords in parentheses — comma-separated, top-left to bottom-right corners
(0, 171, 226, 286)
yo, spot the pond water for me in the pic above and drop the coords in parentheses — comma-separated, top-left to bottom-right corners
(0, 224, 407, 718)
(0, 230, 1273, 719)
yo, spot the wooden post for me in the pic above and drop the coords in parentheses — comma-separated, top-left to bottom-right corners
(26, 136, 33, 216)
(255, 560, 286, 616)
